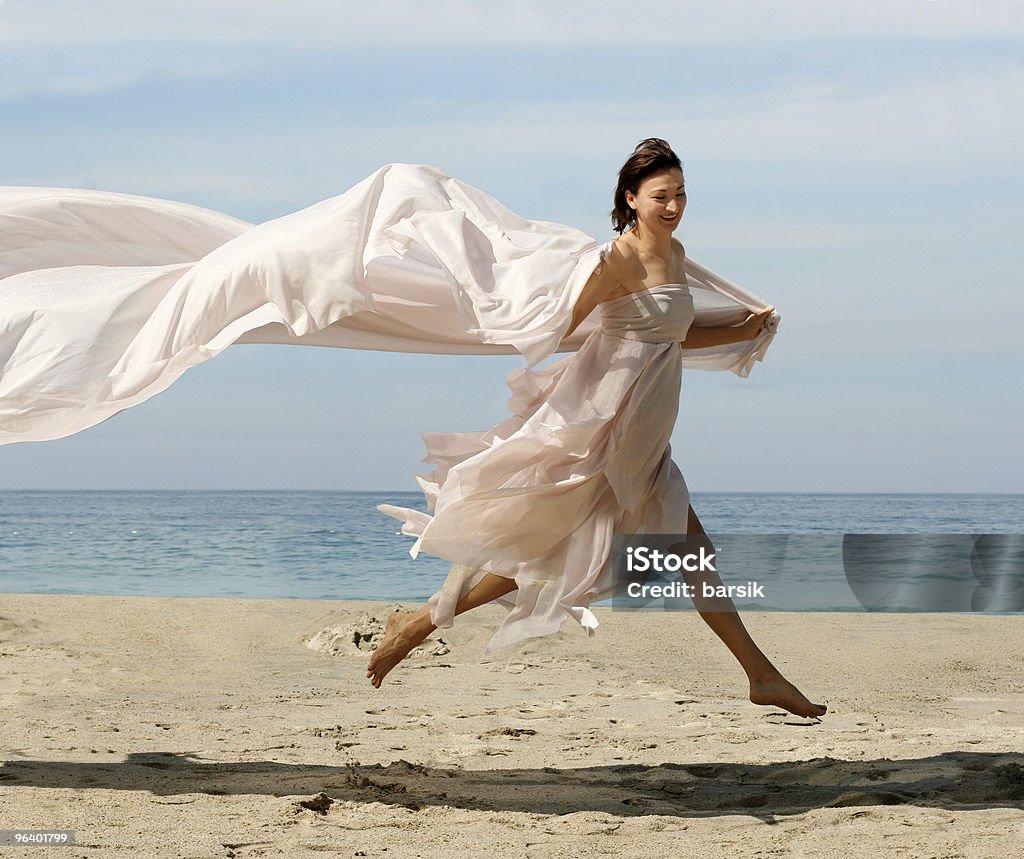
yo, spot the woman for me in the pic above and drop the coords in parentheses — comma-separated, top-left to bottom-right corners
(0, 140, 824, 717)
(370, 139, 827, 719)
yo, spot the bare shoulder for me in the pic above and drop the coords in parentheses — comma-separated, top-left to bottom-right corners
(599, 236, 633, 290)
(584, 237, 628, 297)
(602, 235, 632, 272)
(610, 234, 637, 266)
(671, 237, 685, 259)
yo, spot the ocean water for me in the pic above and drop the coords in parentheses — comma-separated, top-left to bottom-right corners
(0, 491, 1021, 611)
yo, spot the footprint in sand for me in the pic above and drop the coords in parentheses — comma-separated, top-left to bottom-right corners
(480, 727, 538, 739)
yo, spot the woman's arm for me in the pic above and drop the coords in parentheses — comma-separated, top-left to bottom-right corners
(680, 306, 775, 349)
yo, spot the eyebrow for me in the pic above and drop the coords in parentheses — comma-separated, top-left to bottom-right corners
(650, 184, 686, 192)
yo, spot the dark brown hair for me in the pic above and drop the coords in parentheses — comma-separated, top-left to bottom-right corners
(610, 138, 684, 234)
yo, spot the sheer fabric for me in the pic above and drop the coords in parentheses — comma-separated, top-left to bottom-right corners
(1, 163, 778, 445)
(0, 163, 781, 650)
(378, 284, 700, 650)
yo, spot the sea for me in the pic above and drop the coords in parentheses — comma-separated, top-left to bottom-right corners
(1, 491, 1022, 613)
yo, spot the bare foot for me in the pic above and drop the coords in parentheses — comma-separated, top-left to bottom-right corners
(366, 609, 431, 688)
(749, 674, 827, 718)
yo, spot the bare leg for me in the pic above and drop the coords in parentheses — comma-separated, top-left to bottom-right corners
(367, 568, 517, 688)
(675, 505, 827, 718)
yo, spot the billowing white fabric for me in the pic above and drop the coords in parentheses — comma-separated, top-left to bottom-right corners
(379, 284, 699, 651)
(0, 162, 781, 650)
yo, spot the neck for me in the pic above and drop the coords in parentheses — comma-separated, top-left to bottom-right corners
(629, 223, 673, 260)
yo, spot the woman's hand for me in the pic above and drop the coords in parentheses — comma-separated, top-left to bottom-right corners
(740, 306, 775, 341)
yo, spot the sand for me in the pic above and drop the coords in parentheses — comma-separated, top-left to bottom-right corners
(1, 593, 1023, 858)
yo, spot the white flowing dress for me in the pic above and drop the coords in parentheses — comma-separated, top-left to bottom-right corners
(378, 277, 698, 651)
(0, 163, 780, 651)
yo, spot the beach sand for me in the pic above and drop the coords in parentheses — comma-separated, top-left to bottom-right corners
(1, 593, 1022, 857)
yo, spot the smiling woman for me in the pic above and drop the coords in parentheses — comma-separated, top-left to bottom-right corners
(0, 142, 819, 717)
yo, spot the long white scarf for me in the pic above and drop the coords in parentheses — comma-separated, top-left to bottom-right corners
(0, 163, 779, 445)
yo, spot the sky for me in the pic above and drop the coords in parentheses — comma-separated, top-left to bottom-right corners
(1, 0, 1022, 492)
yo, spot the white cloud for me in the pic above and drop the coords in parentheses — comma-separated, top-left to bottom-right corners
(0, 55, 252, 101)
(5, 58, 1019, 217)
(1, 0, 1023, 46)
(251, 63, 1020, 180)
(679, 68, 1024, 172)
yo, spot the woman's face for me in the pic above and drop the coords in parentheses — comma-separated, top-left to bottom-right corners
(626, 167, 686, 233)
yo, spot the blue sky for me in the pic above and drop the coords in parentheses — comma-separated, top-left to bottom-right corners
(1, 0, 1022, 491)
